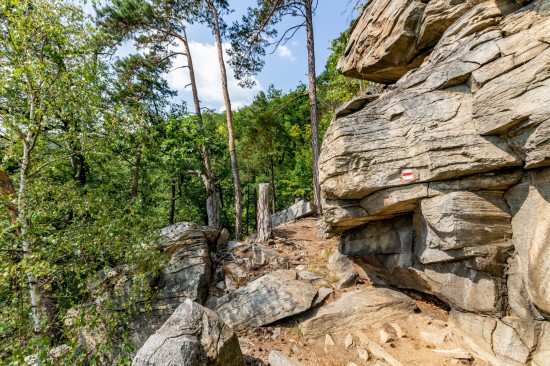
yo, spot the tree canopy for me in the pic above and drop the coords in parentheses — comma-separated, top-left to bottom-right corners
(0, 0, 366, 363)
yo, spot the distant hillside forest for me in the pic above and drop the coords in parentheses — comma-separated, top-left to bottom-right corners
(0, 0, 367, 362)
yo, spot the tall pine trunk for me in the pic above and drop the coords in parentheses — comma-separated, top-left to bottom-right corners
(304, 0, 322, 214)
(182, 29, 221, 228)
(208, 1, 243, 240)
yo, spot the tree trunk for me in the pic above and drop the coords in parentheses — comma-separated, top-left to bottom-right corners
(73, 153, 88, 185)
(269, 155, 277, 214)
(304, 0, 323, 215)
(256, 183, 272, 243)
(182, 28, 221, 229)
(18, 131, 41, 332)
(132, 143, 141, 200)
(208, 1, 243, 240)
(169, 181, 176, 225)
(204, 178, 220, 229)
(67, 120, 88, 185)
(252, 186, 257, 232)
(245, 183, 250, 236)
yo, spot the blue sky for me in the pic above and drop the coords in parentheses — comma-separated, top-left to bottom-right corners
(89, 1, 362, 111)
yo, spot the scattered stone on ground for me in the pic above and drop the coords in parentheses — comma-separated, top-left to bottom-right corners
(268, 350, 303, 366)
(327, 251, 359, 289)
(344, 333, 353, 349)
(390, 323, 405, 339)
(420, 330, 450, 345)
(213, 219, 488, 366)
(433, 348, 473, 360)
(379, 329, 393, 344)
(357, 348, 369, 361)
(324, 334, 335, 347)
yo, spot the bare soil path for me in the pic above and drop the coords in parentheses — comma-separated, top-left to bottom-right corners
(221, 218, 489, 366)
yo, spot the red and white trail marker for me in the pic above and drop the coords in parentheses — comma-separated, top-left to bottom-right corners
(401, 168, 417, 181)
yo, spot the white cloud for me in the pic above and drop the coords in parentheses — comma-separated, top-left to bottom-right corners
(165, 41, 262, 111)
(276, 45, 297, 61)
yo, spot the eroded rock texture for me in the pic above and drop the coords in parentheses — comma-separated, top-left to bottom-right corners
(323, 0, 550, 364)
(214, 269, 318, 331)
(129, 222, 216, 347)
(133, 299, 244, 366)
(79, 223, 222, 357)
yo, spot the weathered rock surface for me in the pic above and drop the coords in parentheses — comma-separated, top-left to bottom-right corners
(158, 222, 212, 302)
(215, 270, 317, 331)
(77, 222, 220, 357)
(271, 199, 316, 228)
(323, 0, 550, 364)
(319, 90, 522, 200)
(130, 222, 214, 347)
(299, 288, 416, 339)
(338, 0, 479, 83)
(133, 299, 244, 366)
(327, 251, 359, 288)
(268, 351, 303, 366)
(506, 168, 550, 316)
(339, 216, 413, 257)
(421, 191, 511, 251)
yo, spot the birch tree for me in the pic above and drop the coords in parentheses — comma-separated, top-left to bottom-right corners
(0, 0, 101, 334)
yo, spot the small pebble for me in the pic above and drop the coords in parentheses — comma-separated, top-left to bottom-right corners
(379, 329, 393, 344)
(358, 348, 369, 361)
(344, 334, 354, 349)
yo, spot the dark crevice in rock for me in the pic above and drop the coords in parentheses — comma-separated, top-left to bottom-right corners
(399, 288, 451, 312)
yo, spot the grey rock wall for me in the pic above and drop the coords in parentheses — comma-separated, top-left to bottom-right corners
(322, 0, 550, 364)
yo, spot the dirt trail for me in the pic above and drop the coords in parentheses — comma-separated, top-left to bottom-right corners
(223, 218, 488, 366)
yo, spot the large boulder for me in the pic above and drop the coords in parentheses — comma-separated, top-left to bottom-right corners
(338, 0, 479, 83)
(319, 90, 522, 200)
(133, 299, 244, 366)
(271, 199, 316, 227)
(157, 222, 213, 304)
(214, 270, 317, 331)
(129, 222, 215, 347)
(418, 191, 513, 268)
(506, 169, 550, 316)
(322, 0, 550, 363)
(78, 223, 219, 357)
(299, 288, 417, 339)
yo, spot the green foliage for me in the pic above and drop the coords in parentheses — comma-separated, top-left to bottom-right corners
(317, 28, 369, 134)
(0, 0, 364, 362)
(233, 85, 313, 235)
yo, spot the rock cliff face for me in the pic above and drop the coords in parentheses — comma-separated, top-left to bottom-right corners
(321, 0, 550, 364)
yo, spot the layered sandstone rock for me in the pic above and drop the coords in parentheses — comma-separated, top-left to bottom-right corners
(133, 299, 244, 366)
(323, 0, 550, 364)
(214, 269, 318, 331)
(76, 223, 223, 358)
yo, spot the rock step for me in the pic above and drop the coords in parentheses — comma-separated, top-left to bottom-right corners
(268, 351, 302, 366)
(300, 287, 417, 339)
